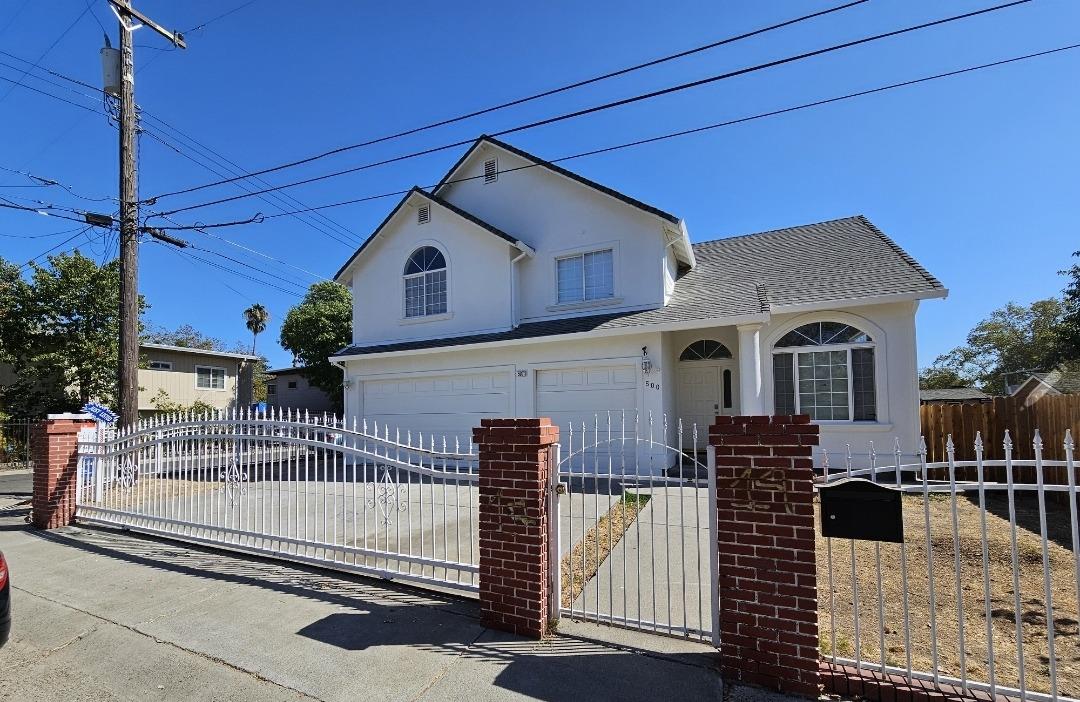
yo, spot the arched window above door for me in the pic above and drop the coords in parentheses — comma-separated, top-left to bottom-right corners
(679, 340, 732, 361)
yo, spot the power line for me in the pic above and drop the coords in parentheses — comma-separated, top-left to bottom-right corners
(0, 225, 88, 239)
(144, 0, 870, 200)
(17, 225, 95, 271)
(185, 243, 310, 291)
(184, 0, 258, 34)
(0, 163, 117, 203)
(0, 3, 91, 104)
(158, 41, 1080, 228)
(0, 1, 32, 38)
(0, 46, 363, 246)
(152, 241, 304, 297)
(148, 0, 1034, 216)
(138, 128, 361, 247)
(155, 241, 253, 302)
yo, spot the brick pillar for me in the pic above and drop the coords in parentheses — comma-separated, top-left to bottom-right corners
(472, 418, 558, 639)
(32, 415, 96, 530)
(710, 415, 820, 698)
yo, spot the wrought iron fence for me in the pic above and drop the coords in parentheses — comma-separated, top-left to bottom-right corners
(555, 411, 717, 643)
(819, 430, 1079, 702)
(0, 420, 32, 470)
(75, 408, 481, 594)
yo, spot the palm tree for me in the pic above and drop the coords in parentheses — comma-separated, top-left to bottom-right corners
(243, 303, 269, 354)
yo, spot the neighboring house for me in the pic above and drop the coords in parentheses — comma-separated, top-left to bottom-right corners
(330, 136, 947, 460)
(919, 387, 993, 405)
(266, 367, 334, 414)
(139, 343, 258, 415)
(1009, 365, 1080, 407)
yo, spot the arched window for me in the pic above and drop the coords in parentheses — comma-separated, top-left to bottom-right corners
(403, 246, 447, 318)
(772, 322, 876, 422)
(679, 340, 732, 361)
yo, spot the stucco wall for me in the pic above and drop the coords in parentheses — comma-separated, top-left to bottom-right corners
(267, 371, 335, 414)
(437, 143, 672, 323)
(350, 192, 515, 346)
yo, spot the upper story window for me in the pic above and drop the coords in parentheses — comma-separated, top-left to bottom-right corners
(772, 321, 876, 422)
(557, 248, 613, 304)
(404, 246, 448, 318)
(148, 360, 172, 371)
(195, 365, 226, 391)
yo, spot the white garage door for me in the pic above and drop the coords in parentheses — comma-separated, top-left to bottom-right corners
(536, 364, 638, 452)
(362, 370, 512, 448)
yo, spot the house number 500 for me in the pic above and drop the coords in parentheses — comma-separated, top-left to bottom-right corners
(646, 381, 660, 390)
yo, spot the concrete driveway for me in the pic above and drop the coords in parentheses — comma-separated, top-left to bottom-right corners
(0, 496, 723, 701)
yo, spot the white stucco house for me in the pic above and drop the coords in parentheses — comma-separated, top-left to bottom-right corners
(331, 136, 946, 462)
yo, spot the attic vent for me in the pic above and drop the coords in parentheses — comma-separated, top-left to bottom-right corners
(417, 204, 430, 224)
(483, 158, 498, 183)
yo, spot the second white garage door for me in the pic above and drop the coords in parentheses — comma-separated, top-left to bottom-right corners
(362, 369, 512, 448)
(535, 364, 638, 435)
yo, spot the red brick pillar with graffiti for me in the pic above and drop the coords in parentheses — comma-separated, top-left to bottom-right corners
(473, 418, 559, 639)
(709, 415, 820, 697)
(32, 414, 96, 530)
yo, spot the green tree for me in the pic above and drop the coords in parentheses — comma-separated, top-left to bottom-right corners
(243, 303, 270, 354)
(923, 298, 1066, 393)
(143, 323, 225, 350)
(279, 282, 351, 409)
(1057, 250, 1080, 362)
(0, 252, 145, 417)
(918, 365, 968, 390)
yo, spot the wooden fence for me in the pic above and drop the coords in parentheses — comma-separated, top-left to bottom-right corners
(920, 395, 1080, 491)
(920, 394, 1080, 462)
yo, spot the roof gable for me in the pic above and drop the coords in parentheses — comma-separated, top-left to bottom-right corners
(434, 136, 695, 267)
(333, 187, 530, 282)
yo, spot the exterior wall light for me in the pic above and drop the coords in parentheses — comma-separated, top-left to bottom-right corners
(641, 346, 653, 375)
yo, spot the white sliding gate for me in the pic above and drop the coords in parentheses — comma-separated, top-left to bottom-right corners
(553, 411, 718, 643)
(75, 409, 480, 594)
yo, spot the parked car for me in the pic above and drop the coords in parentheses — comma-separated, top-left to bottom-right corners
(0, 550, 9, 647)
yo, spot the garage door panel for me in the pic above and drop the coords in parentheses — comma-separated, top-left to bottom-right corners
(362, 370, 511, 446)
(536, 364, 638, 425)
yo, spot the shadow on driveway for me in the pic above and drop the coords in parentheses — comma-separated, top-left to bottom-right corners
(22, 524, 720, 701)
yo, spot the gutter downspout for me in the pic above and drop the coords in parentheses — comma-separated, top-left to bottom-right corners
(331, 359, 348, 417)
(509, 241, 534, 329)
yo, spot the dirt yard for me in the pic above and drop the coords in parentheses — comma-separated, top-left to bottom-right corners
(818, 492, 1080, 697)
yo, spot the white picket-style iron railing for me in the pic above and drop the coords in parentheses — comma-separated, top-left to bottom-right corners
(75, 407, 480, 593)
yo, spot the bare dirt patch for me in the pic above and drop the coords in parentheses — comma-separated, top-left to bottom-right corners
(561, 492, 649, 608)
(818, 492, 1080, 696)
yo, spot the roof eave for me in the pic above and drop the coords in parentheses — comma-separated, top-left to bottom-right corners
(768, 288, 948, 315)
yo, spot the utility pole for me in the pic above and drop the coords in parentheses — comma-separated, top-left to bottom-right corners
(107, 0, 184, 427)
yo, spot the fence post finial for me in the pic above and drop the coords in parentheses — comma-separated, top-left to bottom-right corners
(1003, 429, 1013, 452)
(1065, 428, 1074, 452)
(974, 430, 984, 453)
(1033, 428, 1043, 452)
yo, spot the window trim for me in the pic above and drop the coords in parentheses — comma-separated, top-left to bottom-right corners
(767, 315, 886, 424)
(776, 344, 873, 422)
(194, 364, 227, 391)
(552, 243, 617, 307)
(148, 360, 172, 371)
(401, 243, 450, 321)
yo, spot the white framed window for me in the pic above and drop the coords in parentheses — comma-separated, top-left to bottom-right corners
(556, 248, 614, 304)
(195, 365, 226, 391)
(148, 360, 172, 371)
(772, 321, 876, 422)
(403, 246, 448, 318)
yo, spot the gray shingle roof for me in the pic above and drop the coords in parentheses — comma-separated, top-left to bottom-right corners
(333, 215, 944, 358)
(920, 387, 992, 402)
(1033, 367, 1080, 395)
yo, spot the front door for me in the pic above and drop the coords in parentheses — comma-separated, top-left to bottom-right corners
(677, 362, 736, 434)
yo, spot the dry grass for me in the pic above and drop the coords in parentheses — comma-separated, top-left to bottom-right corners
(560, 492, 650, 608)
(818, 492, 1080, 696)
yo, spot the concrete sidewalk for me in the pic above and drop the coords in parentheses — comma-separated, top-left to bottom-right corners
(0, 497, 724, 701)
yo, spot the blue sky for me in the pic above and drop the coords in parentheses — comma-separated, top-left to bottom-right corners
(1, 0, 1077, 369)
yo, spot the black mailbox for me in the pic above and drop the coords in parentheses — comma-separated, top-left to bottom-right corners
(819, 478, 904, 543)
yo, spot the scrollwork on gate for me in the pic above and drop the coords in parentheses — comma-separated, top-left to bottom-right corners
(367, 467, 408, 526)
(219, 460, 248, 506)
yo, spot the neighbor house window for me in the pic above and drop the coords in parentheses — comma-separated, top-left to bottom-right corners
(195, 365, 226, 390)
(287, 381, 297, 389)
(557, 249, 613, 304)
(772, 321, 876, 421)
(148, 360, 172, 370)
(267, 384, 277, 396)
(404, 246, 447, 318)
